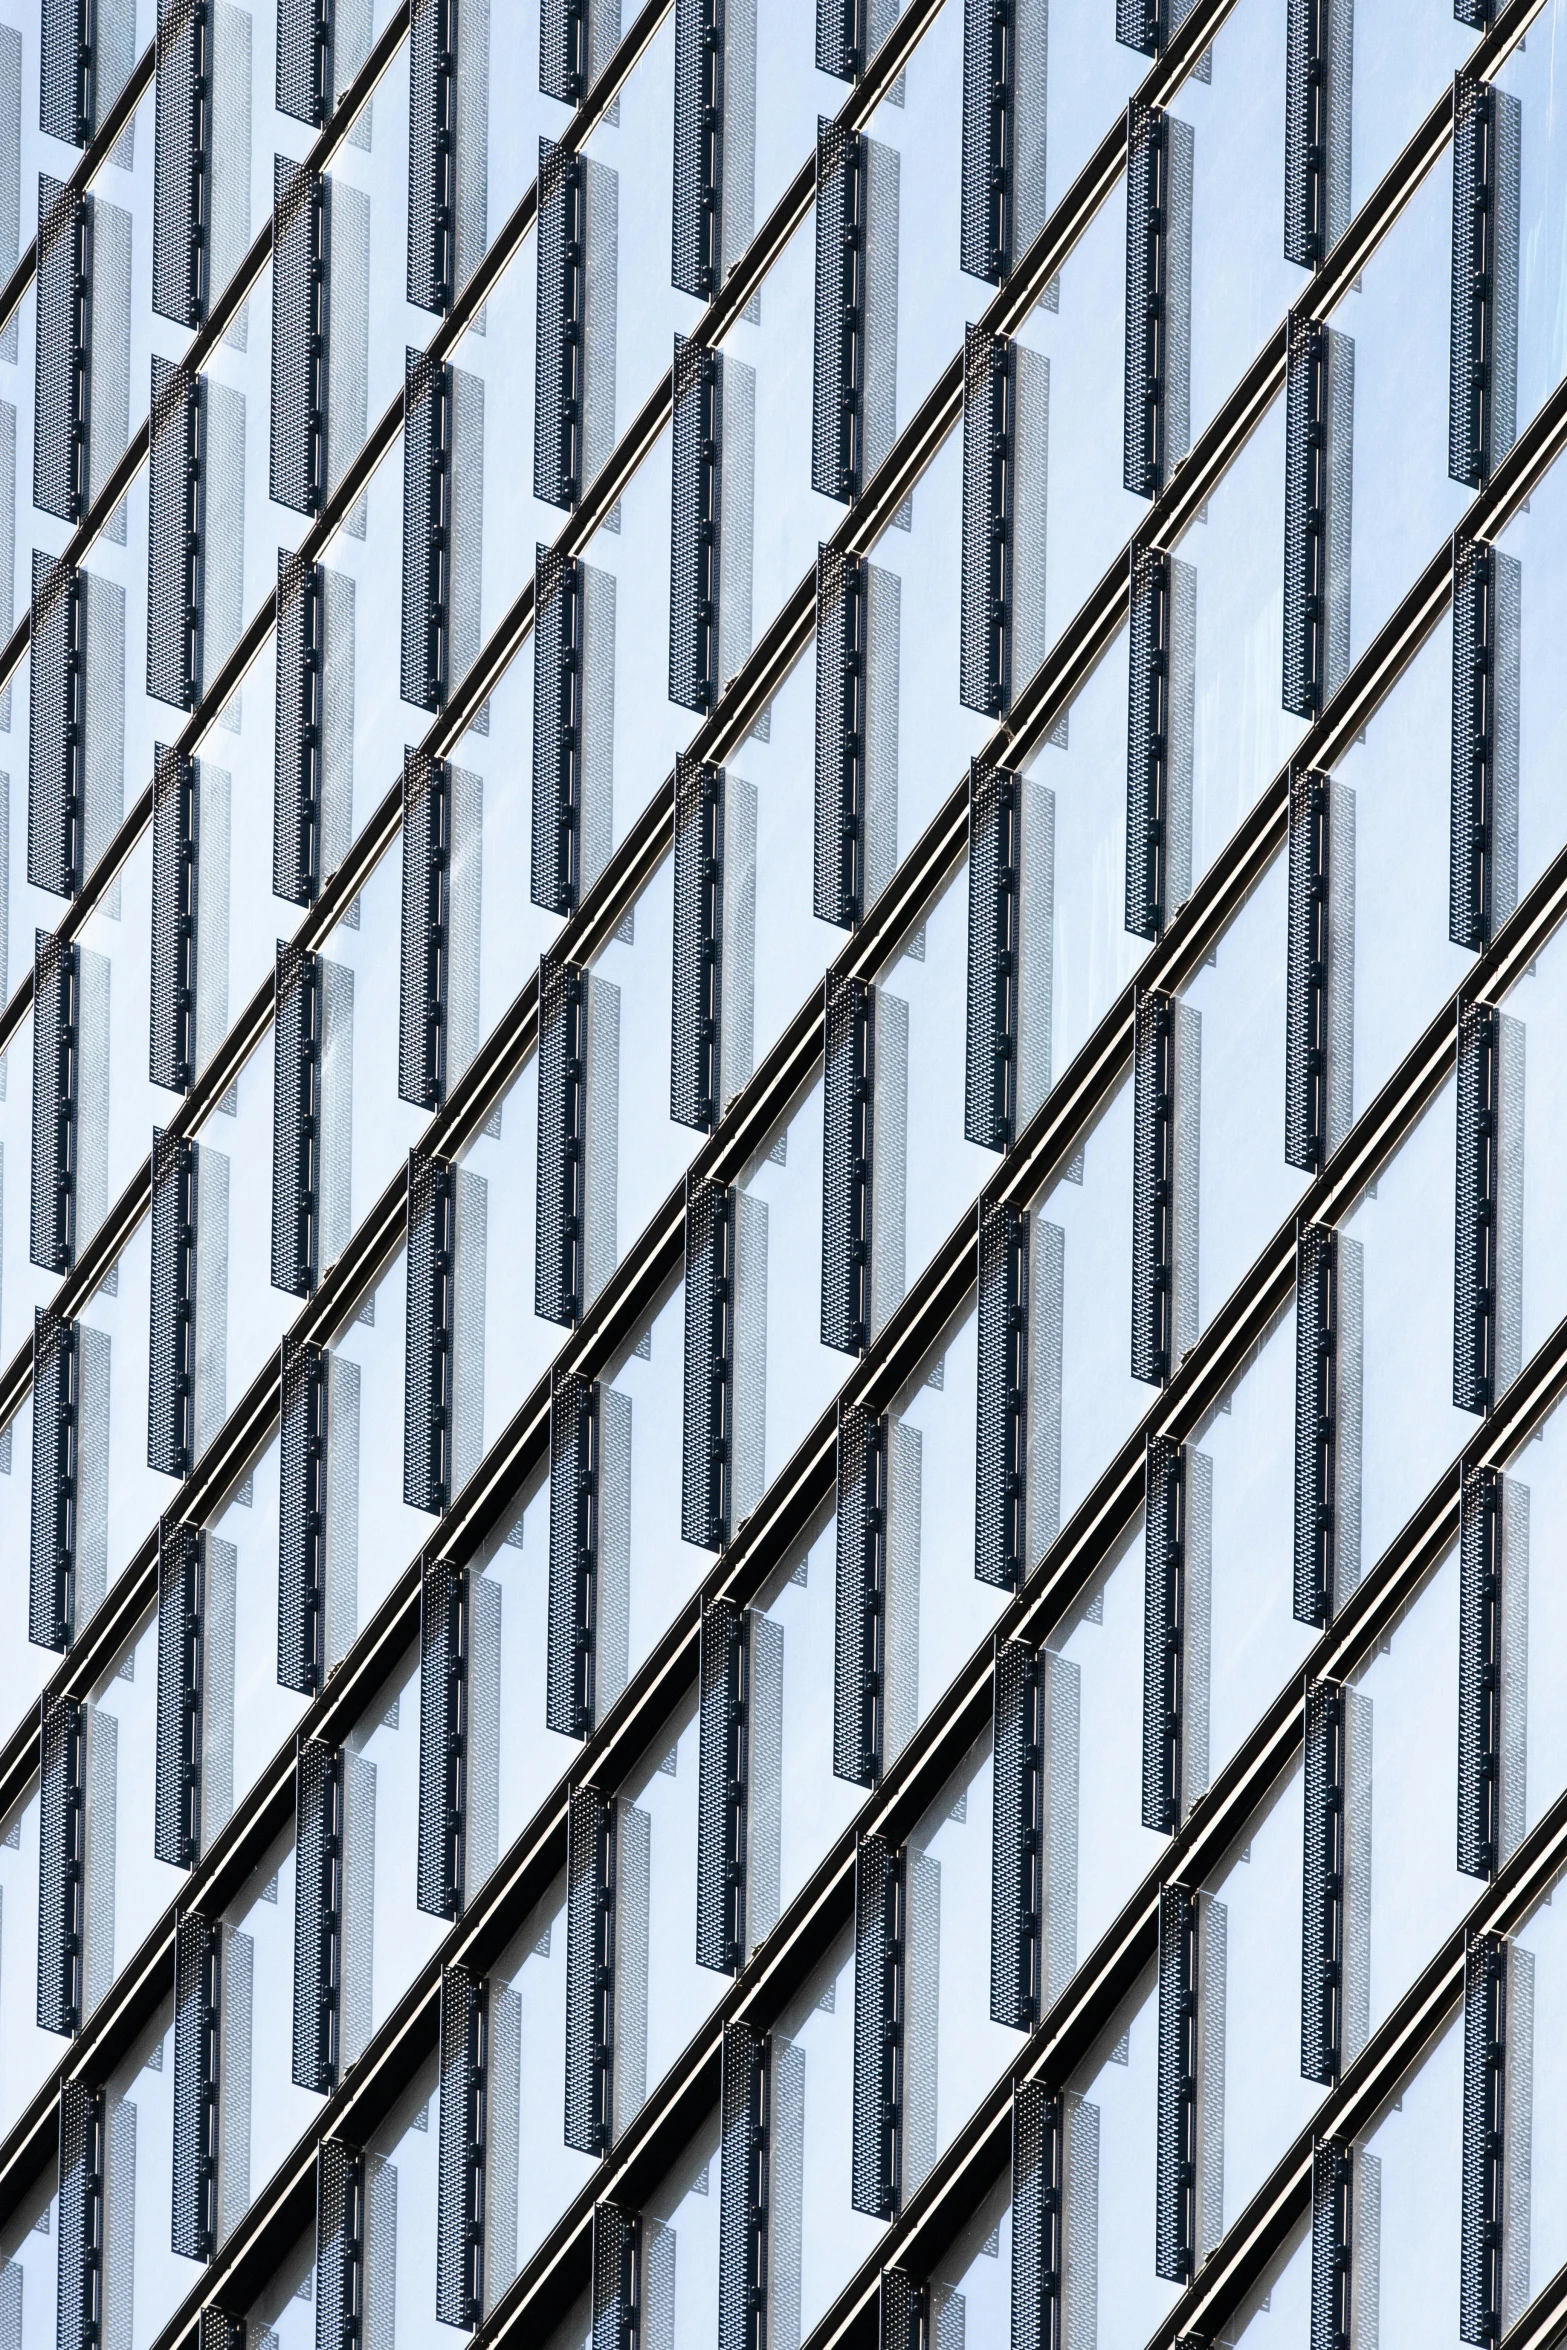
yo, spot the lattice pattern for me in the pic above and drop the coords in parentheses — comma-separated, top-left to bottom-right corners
(172, 1909, 218, 2258)
(669, 336, 722, 711)
(717, 2020, 766, 2350)
(1285, 768, 1331, 1171)
(975, 1199, 1028, 1589)
(565, 1784, 613, 2153)
(1010, 2077, 1059, 2350)
(851, 1832, 899, 2217)
(821, 972, 874, 1355)
(1293, 1222, 1337, 1627)
(30, 1309, 76, 1650)
(1154, 1880, 1195, 2282)
(833, 1400, 881, 1786)
(536, 952, 588, 1327)
(1460, 1931, 1506, 2347)
(149, 746, 196, 1091)
(696, 1597, 746, 1974)
(812, 120, 863, 501)
(960, 323, 1009, 716)
(816, 0, 859, 79)
(33, 178, 86, 521)
(1284, 0, 1326, 266)
(1123, 101, 1165, 498)
(398, 749, 450, 1110)
(813, 545, 862, 928)
(28, 550, 83, 899)
(1125, 543, 1168, 940)
(1283, 312, 1327, 718)
(671, 754, 724, 1131)
(681, 1172, 734, 1547)
(1116, 0, 1161, 53)
(147, 1132, 197, 1479)
(1454, 999, 1499, 1414)
(153, 0, 208, 325)
(435, 1963, 483, 2326)
(591, 2199, 638, 2350)
(1449, 538, 1522, 953)
(291, 1736, 341, 2090)
(965, 761, 1020, 1150)
(1309, 2137, 1352, 2350)
(672, 0, 722, 298)
(30, 931, 77, 1274)
(1301, 1677, 1345, 2086)
(273, 551, 322, 905)
(532, 544, 582, 912)
(547, 1367, 596, 1737)
(990, 1637, 1041, 2030)
(277, 0, 329, 122)
(37, 1691, 84, 2032)
(408, 0, 457, 312)
(1140, 1434, 1183, 1833)
(314, 2137, 362, 2350)
(146, 354, 201, 714)
(270, 156, 327, 516)
(535, 138, 586, 509)
(278, 1337, 328, 1696)
(1457, 1462, 1502, 1880)
(416, 1556, 465, 1918)
(56, 2080, 101, 2350)
(401, 348, 453, 710)
(41, 0, 89, 143)
(270, 940, 321, 1296)
(960, 0, 1006, 283)
(404, 1146, 456, 1511)
(1130, 987, 1175, 1386)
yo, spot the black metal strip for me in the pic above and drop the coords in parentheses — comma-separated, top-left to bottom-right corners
(1125, 100, 1173, 497)
(965, 759, 1021, 1152)
(401, 346, 454, 711)
(682, 1173, 736, 1548)
(1460, 1929, 1507, 2347)
(1283, 310, 1329, 717)
(812, 120, 867, 503)
(1141, 1433, 1185, 1834)
(55, 2079, 103, 2350)
(1449, 72, 1521, 489)
(30, 931, 79, 1274)
(1131, 986, 1176, 1387)
(1308, 2136, 1352, 2350)
(146, 354, 204, 711)
(1301, 1675, 1346, 2086)
(148, 1130, 199, 1478)
(1009, 2077, 1061, 2350)
(152, 0, 211, 325)
(154, 1518, 203, 1868)
(1293, 1221, 1338, 1629)
(278, 1336, 330, 1697)
(536, 952, 589, 1330)
(270, 940, 323, 1298)
(547, 1366, 599, 1739)
(813, 545, 869, 933)
(28, 552, 86, 899)
(1154, 1878, 1196, 2282)
(821, 973, 875, 1357)
(669, 336, 723, 713)
(30, 1309, 79, 1652)
(293, 1734, 344, 2093)
(535, 137, 587, 511)
(564, 1783, 615, 2156)
(716, 2018, 768, 2350)
(1450, 532, 1521, 954)
(591, 2197, 640, 2350)
(407, 0, 458, 314)
(274, 551, 326, 908)
(834, 1400, 887, 1789)
(436, 1960, 486, 2327)
(172, 1908, 220, 2260)
(1285, 767, 1332, 1172)
(32, 177, 89, 523)
(417, 1555, 467, 1920)
(671, 753, 725, 1131)
(532, 546, 585, 914)
(959, 322, 1011, 719)
(672, 0, 723, 300)
(975, 1199, 1029, 1589)
(315, 2136, 367, 2350)
(399, 747, 453, 1112)
(1454, 998, 1500, 1416)
(37, 1690, 86, 2035)
(277, 0, 333, 126)
(1457, 1462, 1502, 1882)
(404, 1144, 457, 1513)
(850, 1830, 903, 2219)
(696, 1595, 748, 1975)
(150, 746, 199, 1093)
(990, 1636, 1043, 2030)
(270, 156, 330, 518)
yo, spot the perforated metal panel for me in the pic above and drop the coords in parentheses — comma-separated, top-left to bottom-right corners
(812, 120, 865, 502)
(536, 953, 588, 1327)
(271, 940, 322, 1296)
(1293, 1221, 1337, 1627)
(851, 1831, 900, 2218)
(416, 1556, 465, 1918)
(696, 1596, 746, 1973)
(314, 2136, 364, 2350)
(833, 1399, 883, 1788)
(547, 1367, 597, 1738)
(41, 0, 90, 144)
(30, 930, 78, 1273)
(278, 1336, 329, 1696)
(1124, 101, 1167, 498)
(273, 550, 323, 905)
(1448, 78, 1520, 489)
(960, 0, 1007, 283)
(147, 1132, 197, 1478)
(1140, 1434, 1183, 1833)
(29, 551, 83, 899)
(404, 1146, 456, 1512)
(965, 761, 1020, 1151)
(1282, 311, 1328, 717)
(435, 1962, 484, 2326)
(816, 0, 860, 79)
(291, 1736, 342, 2092)
(153, 0, 209, 324)
(1130, 987, 1175, 1386)
(277, 0, 331, 123)
(1450, 536, 1522, 954)
(716, 2020, 766, 2350)
(681, 1172, 733, 1548)
(408, 0, 456, 312)
(534, 138, 586, 509)
(1309, 2137, 1352, 2350)
(1284, 767, 1330, 1169)
(33, 178, 87, 521)
(146, 355, 202, 712)
(1455, 999, 1499, 1415)
(56, 2078, 102, 2350)
(591, 2199, 639, 2350)
(1300, 1676, 1345, 2088)
(960, 323, 1009, 717)
(30, 1309, 77, 1651)
(565, 1783, 613, 2154)
(37, 1690, 85, 2032)
(401, 347, 453, 710)
(1154, 1880, 1195, 2283)
(669, 335, 722, 712)
(172, 1908, 219, 2258)
(149, 747, 196, 1091)
(990, 1637, 1042, 2030)
(1457, 1462, 1502, 1881)
(813, 544, 863, 929)
(672, 0, 720, 298)
(975, 1199, 1028, 1590)
(1010, 2077, 1059, 2350)
(1116, 0, 1162, 51)
(671, 754, 724, 1131)
(398, 748, 450, 1110)
(821, 972, 874, 1355)
(1460, 1931, 1506, 2347)
(1285, 0, 1328, 266)
(532, 544, 582, 911)
(270, 156, 328, 516)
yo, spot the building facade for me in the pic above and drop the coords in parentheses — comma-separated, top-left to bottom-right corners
(0, 1, 1560, 2348)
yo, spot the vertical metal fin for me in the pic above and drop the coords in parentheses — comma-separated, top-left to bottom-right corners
(148, 1131, 198, 1478)
(682, 1173, 736, 1548)
(672, 0, 722, 300)
(314, 2136, 366, 2350)
(154, 1519, 202, 1868)
(1285, 769, 1332, 1172)
(851, 1831, 901, 2219)
(532, 544, 584, 912)
(404, 1145, 457, 1511)
(292, 1735, 343, 2093)
(821, 973, 875, 1356)
(29, 554, 84, 898)
(534, 138, 586, 509)
(1293, 1222, 1338, 1628)
(547, 1366, 602, 1740)
(273, 551, 325, 906)
(1123, 102, 1186, 498)
(1131, 987, 1176, 1386)
(1450, 536, 1522, 953)
(172, 1909, 220, 2260)
(834, 1400, 885, 1788)
(1284, 0, 1350, 268)
(669, 336, 723, 713)
(271, 940, 322, 1297)
(417, 1556, 466, 1919)
(960, 323, 1010, 718)
(990, 1637, 1043, 2030)
(278, 1336, 329, 1696)
(671, 754, 725, 1131)
(1140, 1435, 1184, 1834)
(150, 746, 198, 1091)
(696, 1596, 747, 1975)
(1010, 2076, 1061, 2350)
(1454, 999, 1499, 1416)
(37, 1691, 86, 2033)
(30, 1309, 78, 1650)
(56, 2079, 104, 2350)
(1301, 1677, 1346, 2088)
(435, 1962, 485, 2328)
(813, 545, 869, 930)
(401, 347, 453, 712)
(591, 2199, 640, 2350)
(1449, 78, 1522, 489)
(398, 748, 451, 1111)
(1458, 1462, 1502, 1881)
(41, 0, 91, 145)
(407, 0, 458, 314)
(1460, 1931, 1507, 2349)
(30, 932, 78, 1272)
(975, 1200, 1029, 1589)
(33, 181, 88, 521)
(147, 355, 203, 713)
(269, 156, 329, 516)
(1154, 1880, 1195, 2283)
(717, 2020, 768, 2350)
(535, 952, 588, 1328)
(812, 122, 867, 502)
(277, 0, 332, 125)
(1309, 2137, 1353, 2350)
(565, 1783, 614, 2155)
(965, 760, 1021, 1150)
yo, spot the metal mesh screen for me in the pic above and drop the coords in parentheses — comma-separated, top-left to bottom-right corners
(30, 931, 77, 1273)
(38, 1691, 84, 2032)
(1454, 999, 1498, 1414)
(398, 748, 449, 1111)
(565, 1783, 612, 2154)
(975, 1198, 1028, 1589)
(28, 551, 82, 898)
(851, 1832, 897, 2218)
(56, 2081, 100, 2350)
(546, 1367, 595, 1738)
(1282, 312, 1325, 718)
(717, 2020, 766, 2350)
(813, 545, 860, 929)
(1301, 1676, 1345, 2087)
(403, 1146, 456, 1512)
(1284, 767, 1330, 1171)
(672, 0, 720, 298)
(149, 746, 196, 1092)
(965, 760, 1018, 1151)
(292, 1736, 340, 2092)
(416, 1555, 464, 1918)
(278, 1336, 328, 1696)
(30, 1309, 76, 1649)
(696, 1596, 745, 1974)
(401, 347, 451, 710)
(171, 1909, 217, 2258)
(147, 1131, 197, 1479)
(1460, 1931, 1506, 2347)
(1154, 1880, 1195, 2283)
(153, 0, 207, 326)
(435, 1962, 482, 2326)
(960, 324, 1007, 716)
(270, 156, 327, 516)
(1140, 1434, 1182, 1834)
(990, 1636, 1040, 2031)
(1292, 1221, 1336, 1627)
(812, 120, 859, 501)
(270, 940, 320, 1297)
(671, 753, 723, 1131)
(1130, 987, 1175, 1386)
(669, 336, 721, 712)
(833, 1400, 880, 1787)
(273, 550, 322, 905)
(535, 953, 587, 1327)
(33, 179, 85, 521)
(821, 973, 873, 1356)
(534, 138, 584, 510)
(681, 1172, 732, 1548)
(1457, 1462, 1501, 1881)
(276, 0, 329, 123)
(531, 544, 581, 913)
(408, 0, 457, 312)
